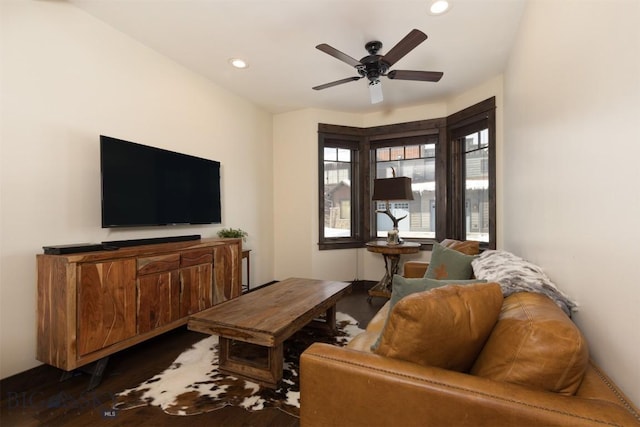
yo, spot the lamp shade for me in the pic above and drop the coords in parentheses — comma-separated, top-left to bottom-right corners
(372, 176, 414, 201)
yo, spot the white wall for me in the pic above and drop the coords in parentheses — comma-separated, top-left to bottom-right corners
(503, 0, 640, 404)
(0, 0, 274, 379)
(273, 109, 362, 282)
(273, 78, 504, 283)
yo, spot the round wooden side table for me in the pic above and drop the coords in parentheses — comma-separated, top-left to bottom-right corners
(366, 241, 421, 301)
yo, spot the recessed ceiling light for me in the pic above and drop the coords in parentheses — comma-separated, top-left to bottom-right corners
(429, 0, 450, 15)
(229, 58, 248, 69)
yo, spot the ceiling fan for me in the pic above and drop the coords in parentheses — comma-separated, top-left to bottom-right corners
(313, 29, 443, 104)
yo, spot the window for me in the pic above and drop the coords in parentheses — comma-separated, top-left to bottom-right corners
(323, 147, 352, 237)
(373, 141, 438, 240)
(318, 97, 496, 250)
(463, 130, 489, 242)
(447, 97, 496, 246)
(318, 131, 363, 249)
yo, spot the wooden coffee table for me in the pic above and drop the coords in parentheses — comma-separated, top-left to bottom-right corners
(188, 277, 351, 388)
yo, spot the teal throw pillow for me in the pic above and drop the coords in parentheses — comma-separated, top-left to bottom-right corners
(425, 242, 477, 280)
(371, 274, 486, 351)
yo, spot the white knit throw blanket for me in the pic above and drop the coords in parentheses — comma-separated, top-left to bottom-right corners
(471, 250, 577, 316)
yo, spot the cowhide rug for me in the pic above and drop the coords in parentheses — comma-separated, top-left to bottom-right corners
(113, 312, 363, 417)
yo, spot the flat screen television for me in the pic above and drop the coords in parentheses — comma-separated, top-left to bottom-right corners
(100, 135, 221, 228)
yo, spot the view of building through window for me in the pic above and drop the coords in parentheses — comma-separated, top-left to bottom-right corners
(375, 143, 436, 239)
(463, 129, 489, 242)
(322, 129, 490, 244)
(323, 147, 352, 238)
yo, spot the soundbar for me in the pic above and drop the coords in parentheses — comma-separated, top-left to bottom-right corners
(102, 234, 201, 248)
(43, 243, 109, 255)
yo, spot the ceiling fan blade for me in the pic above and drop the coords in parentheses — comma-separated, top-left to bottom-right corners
(381, 29, 428, 67)
(387, 70, 443, 82)
(313, 76, 362, 90)
(316, 44, 362, 68)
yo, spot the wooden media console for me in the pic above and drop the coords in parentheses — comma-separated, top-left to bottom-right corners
(36, 238, 242, 376)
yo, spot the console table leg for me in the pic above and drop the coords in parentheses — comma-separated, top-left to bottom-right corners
(87, 357, 109, 391)
(367, 254, 401, 300)
(365, 241, 421, 302)
(59, 356, 110, 391)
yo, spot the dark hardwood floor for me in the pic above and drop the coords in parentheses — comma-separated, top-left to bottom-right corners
(1, 281, 384, 426)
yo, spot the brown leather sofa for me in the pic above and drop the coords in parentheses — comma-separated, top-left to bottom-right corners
(300, 261, 640, 426)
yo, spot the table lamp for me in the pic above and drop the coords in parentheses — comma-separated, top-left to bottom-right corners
(372, 169, 414, 245)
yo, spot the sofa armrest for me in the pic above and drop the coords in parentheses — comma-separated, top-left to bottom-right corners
(300, 343, 638, 427)
(403, 261, 428, 278)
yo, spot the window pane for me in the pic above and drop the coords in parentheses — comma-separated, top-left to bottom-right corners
(464, 130, 489, 242)
(337, 148, 350, 162)
(405, 145, 420, 159)
(324, 149, 352, 238)
(375, 143, 436, 240)
(377, 148, 390, 161)
(390, 146, 404, 161)
(421, 143, 436, 157)
(324, 147, 337, 161)
(480, 128, 488, 146)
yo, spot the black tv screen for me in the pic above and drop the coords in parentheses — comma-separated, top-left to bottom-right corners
(100, 135, 221, 228)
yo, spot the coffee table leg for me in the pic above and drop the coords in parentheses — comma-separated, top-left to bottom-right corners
(218, 337, 283, 389)
(268, 344, 283, 386)
(325, 305, 337, 333)
(218, 337, 232, 371)
(308, 304, 339, 334)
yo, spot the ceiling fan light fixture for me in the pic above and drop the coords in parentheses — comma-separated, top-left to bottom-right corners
(229, 58, 248, 69)
(369, 79, 383, 104)
(429, 0, 451, 15)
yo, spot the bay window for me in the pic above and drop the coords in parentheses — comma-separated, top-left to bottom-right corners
(318, 97, 496, 250)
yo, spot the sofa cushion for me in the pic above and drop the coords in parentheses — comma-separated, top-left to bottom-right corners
(471, 292, 589, 395)
(375, 282, 503, 372)
(370, 275, 486, 351)
(388, 275, 486, 316)
(425, 242, 476, 280)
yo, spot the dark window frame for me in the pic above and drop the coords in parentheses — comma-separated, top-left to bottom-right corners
(447, 97, 496, 249)
(318, 97, 496, 250)
(318, 128, 366, 250)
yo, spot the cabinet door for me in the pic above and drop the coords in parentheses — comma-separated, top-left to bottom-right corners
(137, 271, 180, 334)
(180, 264, 213, 316)
(213, 242, 242, 304)
(137, 253, 180, 276)
(77, 259, 136, 356)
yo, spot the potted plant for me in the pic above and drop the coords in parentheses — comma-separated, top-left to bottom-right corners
(217, 228, 248, 242)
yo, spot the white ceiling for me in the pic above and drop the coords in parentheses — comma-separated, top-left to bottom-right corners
(68, 0, 526, 114)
